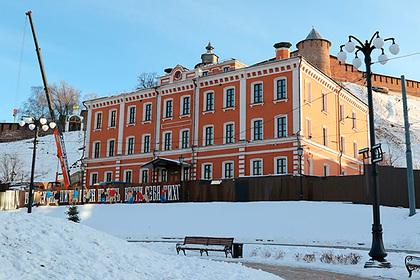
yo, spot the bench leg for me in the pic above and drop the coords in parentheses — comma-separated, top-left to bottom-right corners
(200, 250, 203, 256)
(182, 249, 186, 256)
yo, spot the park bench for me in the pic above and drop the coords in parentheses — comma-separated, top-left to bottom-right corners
(176, 236, 234, 258)
(405, 255, 420, 277)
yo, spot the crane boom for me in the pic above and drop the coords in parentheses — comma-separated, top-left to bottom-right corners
(25, 10, 72, 188)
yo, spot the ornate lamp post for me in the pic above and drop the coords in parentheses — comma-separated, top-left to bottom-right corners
(19, 117, 56, 213)
(337, 32, 399, 267)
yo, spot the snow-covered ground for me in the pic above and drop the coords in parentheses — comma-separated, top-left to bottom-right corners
(0, 211, 281, 280)
(33, 201, 420, 280)
(345, 83, 420, 168)
(0, 131, 83, 182)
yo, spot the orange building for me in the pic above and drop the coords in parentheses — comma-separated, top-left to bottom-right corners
(83, 29, 369, 186)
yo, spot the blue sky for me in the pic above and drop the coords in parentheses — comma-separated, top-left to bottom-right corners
(1, 0, 419, 122)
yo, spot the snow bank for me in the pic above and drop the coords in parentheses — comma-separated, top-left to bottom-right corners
(344, 83, 420, 169)
(34, 201, 420, 251)
(0, 211, 281, 280)
(0, 131, 83, 182)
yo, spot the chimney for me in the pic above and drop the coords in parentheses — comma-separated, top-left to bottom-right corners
(273, 42, 292, 60)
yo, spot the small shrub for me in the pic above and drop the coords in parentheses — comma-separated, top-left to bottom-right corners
(302, 253, 316, 263)
(319, 251, 362, 265)
(249, 249, 258, 257)
(275, 251, 285, 260)
(295, 253, 302, 261)
(320, 252, 334, 264)
(66, 204, 80, 223)
(347, 253, 362, 265)
(264, 251, 272, 258)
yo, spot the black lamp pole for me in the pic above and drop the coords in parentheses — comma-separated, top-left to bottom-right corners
(338, 32, 398, 267)
(297, 146, 304, 200)
(28, 123, 39, 214)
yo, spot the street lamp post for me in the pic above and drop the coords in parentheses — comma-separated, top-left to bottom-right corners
(297, 146, 304, 200)
(19, 117, 56, 213)
(338, 32, 399, 267)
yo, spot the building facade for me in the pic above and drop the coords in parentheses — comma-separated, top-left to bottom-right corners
(83, 30, 369, 186)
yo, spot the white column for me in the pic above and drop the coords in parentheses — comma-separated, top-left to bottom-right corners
(154, 91, 162, 153)
(117, 98, 125, 156)
(239, 73, 247, 140)
(292, 67, 301, 134)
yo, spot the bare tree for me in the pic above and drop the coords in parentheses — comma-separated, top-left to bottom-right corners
(20, 81, 81, 120)
(0, 153, 27, 183)
(136, 72, 158, 89)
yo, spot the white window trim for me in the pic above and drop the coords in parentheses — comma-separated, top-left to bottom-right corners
(223, 122, 235, 144)
(108, 109, 117, 128)
(275, 114, 288, 138)
(127, 105, 136, 124)
(274, 156, 288, 175)
(94, 111, 103, 130)
(222, 160, 234, 179)
(162, 130, 172, 150)
(323, 164, 330, 177)
(250, 81, 264, 104)
(250, 158, 263, 176)
(251, 118, 264, 141)
(140, 168, 149, 183)
(142, 134, 151, 153)
(352, 111, 357, 129)
(203, 90, 215, 112)
(223, 86, 235, 109)
(106, 138, 116, 157)
(163, 98, 174, 118)
(180, 95, 190, 116)
(273, 77, 287, 100)
(339, 105, 345, 122)
(201, 163, 213, 180)
(90, 172, 98, 185)
(304, 80, 312, 104)
(179, 128, 190, 149)
(340, 136, 346, 153)
(125, 136, 135, 155)
(306, 117, 312, 138)
(143, 102, 153, 121)
(92, 141, 101, 158)
(202, 125, 214, 146)
(124, 169, 133, 183)
(322, 91, 328, 113)
(104, 171, 113, 182)
(322, 125, 328, 146)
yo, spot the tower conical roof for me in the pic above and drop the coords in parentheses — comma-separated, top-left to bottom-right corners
(305, 27, 323, 40)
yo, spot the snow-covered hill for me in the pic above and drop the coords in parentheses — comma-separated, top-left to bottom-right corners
(344, 83, 420, 169)
(0, 131, 84, 182)
(0, 211, 281, 280)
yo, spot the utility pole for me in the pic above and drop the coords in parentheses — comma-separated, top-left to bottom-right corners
(401, 75, 416, 216)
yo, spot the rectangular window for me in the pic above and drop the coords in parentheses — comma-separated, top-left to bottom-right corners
(340, 136, 346, 153)
(91, 173, 98, 185)
(322, 92, 327, 112)
(105, 172, 112, 182)
(224, 162, 234, 179)
(203, 164, 212, 180)
(144, 103, 152, 121)
(161, 169, 168, 182)
(252, 160, 263, 176)
(223, 66, 230, 72)
(306, 118, 312, 138)
(181, 130, 190, 149)
(322, 127, 328, 146)
(253, 83, 263, 104)
(205, 92, 214, 111)
(225, 88, 235, 108)
(204, 126, 214, 146)
(143, 135, 150, 153)
(94, 142, 100, 158)
(127, 137, 135, 155)
(323, 165, 329, 176)
(225, 123, 234, 144)
(164, 132, 172, 151)
(95, 112, 102, 129)
(276, 116, 287, 138)
(165, 100, 173, 118)
(141, 170, 148, 183)
(305, 80, 312, 103)
(182, 96, 190, 115)
(353, 142, 358, 159)
(110, 110, 117, 127)
(276, 79, 287, 100)
(125, 170, 132, 183)
(202, 71, 208, 77)
(276, 158, 287, 175)
(352, 112, 357, 129)
(183, 167, 190, 181)
(339, 105, 345, 122)
(253, 120, 263, 140)
(128, 106, 136, 124)
(108, 140, 115, 157)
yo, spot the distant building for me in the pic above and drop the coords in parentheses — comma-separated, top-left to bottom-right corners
(83, 29, 382, 185)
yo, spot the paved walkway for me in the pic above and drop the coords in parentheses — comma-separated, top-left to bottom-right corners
(244, 262, 375, 280)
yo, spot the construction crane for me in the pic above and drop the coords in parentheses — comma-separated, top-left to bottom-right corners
(25, 10, 72, 188)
